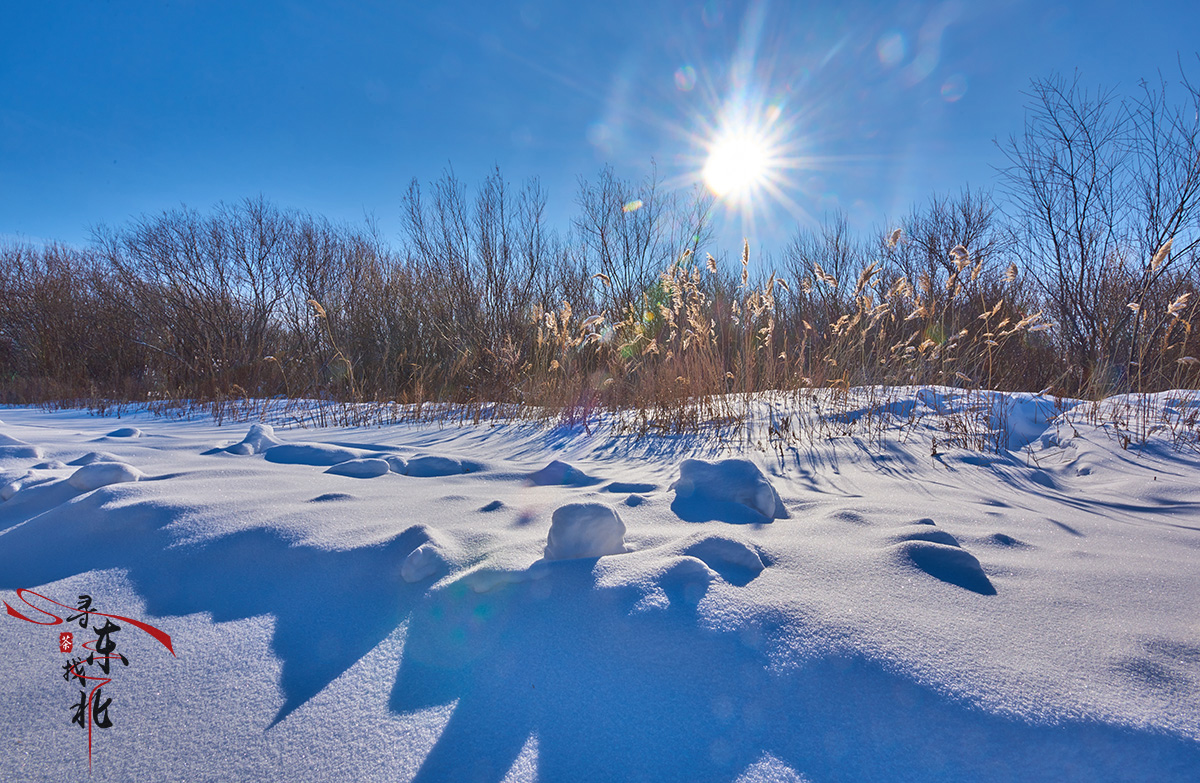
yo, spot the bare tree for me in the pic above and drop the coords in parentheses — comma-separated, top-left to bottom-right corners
(997, 73, 1132, 379)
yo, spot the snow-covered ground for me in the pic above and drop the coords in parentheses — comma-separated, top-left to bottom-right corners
(1, 390, 1199, 782)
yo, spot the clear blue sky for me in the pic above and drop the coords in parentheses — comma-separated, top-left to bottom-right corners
(3, 0, 1198, 259)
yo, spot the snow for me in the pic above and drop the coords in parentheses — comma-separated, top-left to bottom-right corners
(406, 455, 468, 477)
(670, 458, 787, 521)
(326, 459, 392, 479)
(225, 422, 282, 455)
(66, 461, 145, 492)
(543, 502, 628, 560)
(528, 460, 600, 487)
(1, 387, 1199, 781)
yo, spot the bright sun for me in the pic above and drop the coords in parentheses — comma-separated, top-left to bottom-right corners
(703, 128, 772, 200)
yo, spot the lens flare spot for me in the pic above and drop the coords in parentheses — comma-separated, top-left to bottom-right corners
(675, 65, 697, 92)
(877, 31, 906, 67)
(941, 73, 968, 102)
(622, 199, 644, 213)
(703, 129, 771, 199)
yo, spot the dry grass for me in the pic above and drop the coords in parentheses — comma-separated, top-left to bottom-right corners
(2, 180, 1199, 452)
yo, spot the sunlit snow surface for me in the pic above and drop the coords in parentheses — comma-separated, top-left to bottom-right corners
(1, 389, 1199, 782)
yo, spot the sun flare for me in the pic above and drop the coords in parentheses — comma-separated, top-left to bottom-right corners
(703, 128, 773, 199)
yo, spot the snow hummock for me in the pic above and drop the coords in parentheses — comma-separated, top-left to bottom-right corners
(543, 502, 628, 560)
(264, 442, 369, 466)
(67, 451, 126, 466)
(401, 543, 448, 583)
(670, 458, 787, 521)
(0, 431, 42, 459)
(225, 423, 283, 455)
(383, 455, 408, 474)
(325, 458, 391, 479)
(527, 460, 599, 486)
(106, 426, 142, 438)
(406, 455, 466, 477)
(67, 461, 145, 491)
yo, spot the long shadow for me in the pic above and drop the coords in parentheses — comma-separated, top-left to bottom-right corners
(0, 482, 432, 726)
(392, 560, 1200, 783)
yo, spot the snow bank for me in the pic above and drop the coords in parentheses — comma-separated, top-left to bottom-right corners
(543, 502, 627, 560)
(106, 426, 142, 438)
(67, 461, 145, 491)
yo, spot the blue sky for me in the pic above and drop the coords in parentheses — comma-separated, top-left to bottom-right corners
(3, 0, 1199, 259)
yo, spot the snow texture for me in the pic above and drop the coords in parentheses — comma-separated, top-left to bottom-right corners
(1, 388, 1199, 782)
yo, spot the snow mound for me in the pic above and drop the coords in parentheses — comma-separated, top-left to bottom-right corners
(889, 526, 962, 548)
(68, 451, 126, 466)
(990, 392, 1069, 451)
(527, 459, 598, 486)
(324, 458, 391, 479)
(67, 461, 145, 492)
(680, 535, 765, 585)
(987, 532, 1031, 549)
(264, 442, 366, 466)
(31, 460, 68, 470)
(604, 481, 658, 493)
(657, 556, 717, 605)
(401, 543, 449, 583)
(225, 423, 282, 455)
(916, 388, 1075, 451)
(544, 502, 627, 560)
(623, 494, 646, 507)
(1, 477, 28, 500)
(670, 458, 787, 522)
(308, 492, 356, 503)
(889, 524, 995, 595)
(406, 455, 466, 477)
(0, 432, 42, 460)
(382, 455, 408, 474)
(106, 426, 142, 438)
